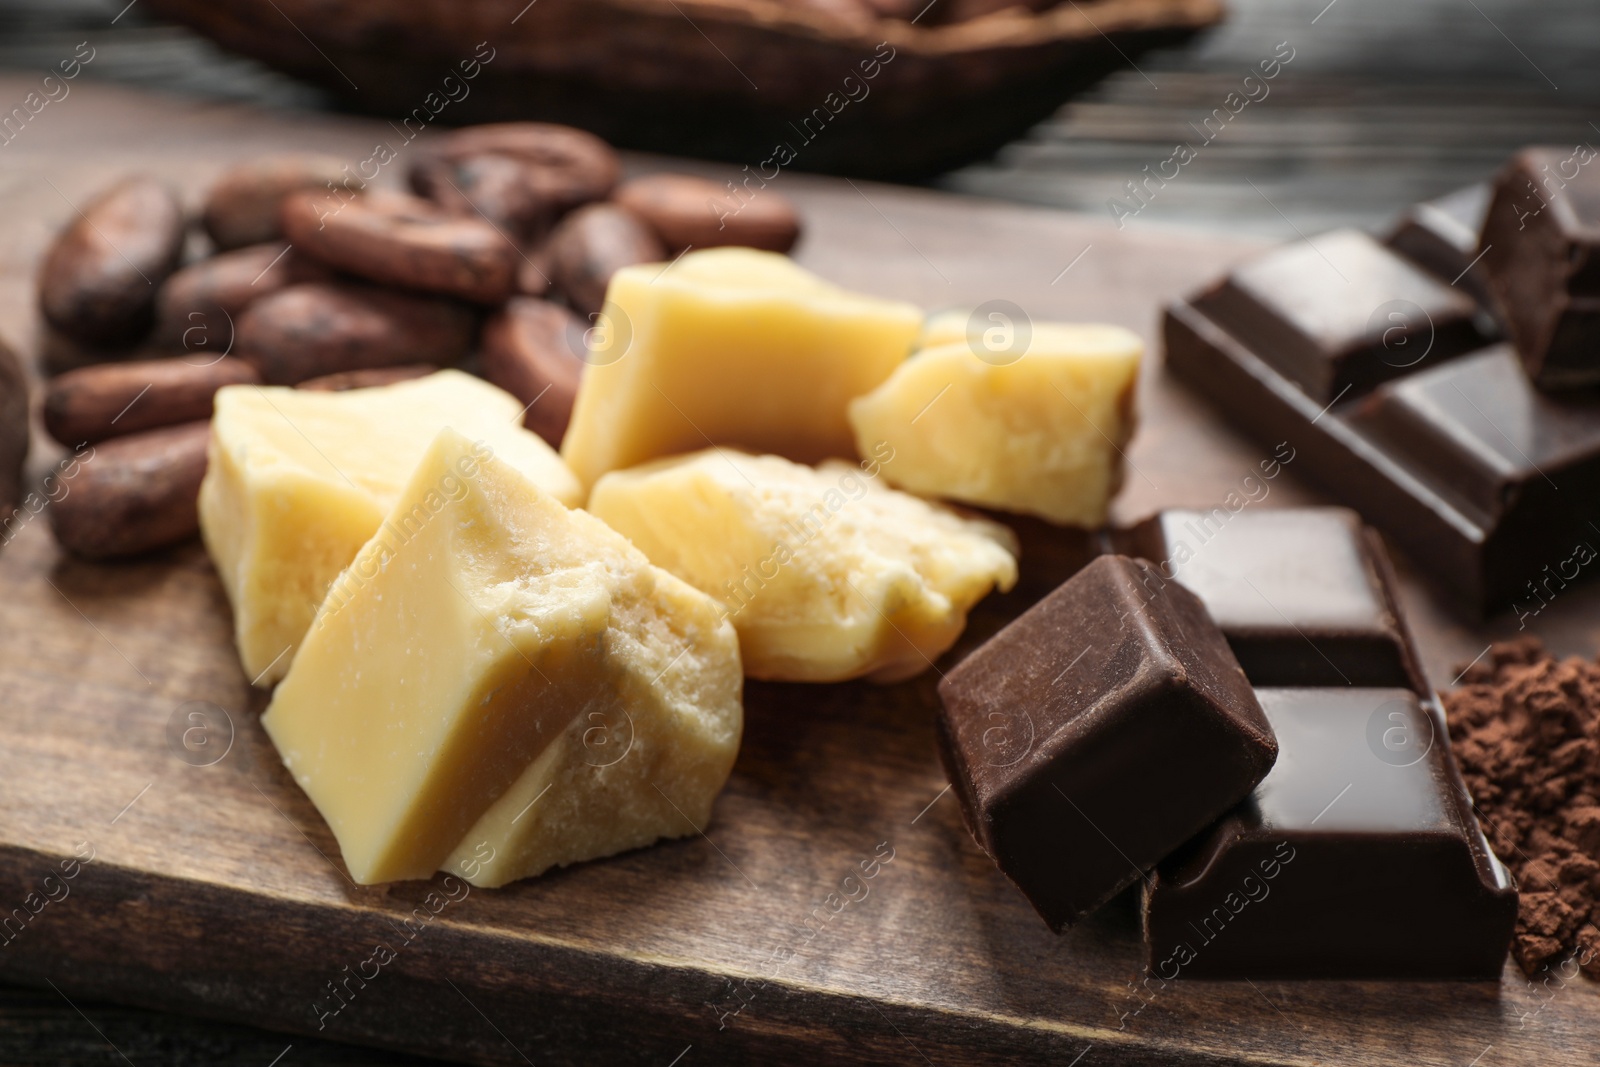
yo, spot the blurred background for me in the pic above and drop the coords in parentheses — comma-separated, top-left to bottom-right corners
(3, 0, 1596, 238)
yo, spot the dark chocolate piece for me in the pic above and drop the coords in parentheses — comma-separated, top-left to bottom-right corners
(936, 555, 1277, 931)
(1165, 287, 1600, 616)
(1143, 687, 1516, 980)
(1193, 229, 1490, 403)
(1115, 508, 1422, 690)
(1384, 183, 1499, 312)
(1479, 146, 1600, 389)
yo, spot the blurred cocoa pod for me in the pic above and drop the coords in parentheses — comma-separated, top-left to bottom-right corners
(153, 243, 333, 351)
(297, 364, 438, 392)
(481, 299, 587, 448)
(281, 190, 518, 303)
(202, 154, 355, 250)
(44, 356, 259, 447)
(548, 203, 666, 316)
(614, 173, 802, 254)
(237, 281, 475, 385)
(38, 176, 185, 347)
(49, 421, 210, 559)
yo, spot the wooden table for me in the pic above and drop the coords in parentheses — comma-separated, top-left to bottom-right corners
(3, 75, 1600, 1067)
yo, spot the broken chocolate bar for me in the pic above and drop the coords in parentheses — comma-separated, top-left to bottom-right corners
(1384, 183, 1497, 311)
(1479, 146, 1600, 389)
(936, 555, 1277, 931)
(1192, 228, 1491, 403)
(1143, 687, 1517, 979)
(1166, 260, 1600, 616)
(1114, 508, 1424, 691)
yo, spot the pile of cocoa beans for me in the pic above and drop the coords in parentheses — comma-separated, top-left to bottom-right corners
(13, 122, 801, 561)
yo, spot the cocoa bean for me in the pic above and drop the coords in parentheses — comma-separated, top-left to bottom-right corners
(202, 154, 355, 250)
(548, 203, 667, 316)
(614, 173, 802, 254)
(411, 152, 551, 244)
(281, 190, 518, 304)
(481, 299, 587, 448)
(153, 243, 332, 351)
(516, 243, 556, 298)
(37, 176, 185, 347)
(0, 339, 27, 521)
(44, 356, 259, 447)
(49, 421, 210, 559)
(409, 123, 619, 223)
(296, 364, 438, 392)
(237, 282, 475, 385)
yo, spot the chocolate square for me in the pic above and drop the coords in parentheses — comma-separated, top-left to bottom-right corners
(1143, 687, 1516, 979)
(1195, 229, 1489, 403)
(936, 555, 1277, 931)
(1116, 508, 1422, 690)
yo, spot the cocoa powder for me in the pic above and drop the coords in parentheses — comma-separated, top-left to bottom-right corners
(1444, 637, 1600, 977)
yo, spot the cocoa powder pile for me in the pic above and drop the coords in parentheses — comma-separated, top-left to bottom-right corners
(1444, 637, 1600, 976)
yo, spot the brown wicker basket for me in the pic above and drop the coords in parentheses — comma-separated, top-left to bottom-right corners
(145, 0, 1221, 179)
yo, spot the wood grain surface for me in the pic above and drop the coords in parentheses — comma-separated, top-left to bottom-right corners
(4, 76, 1600, 1067)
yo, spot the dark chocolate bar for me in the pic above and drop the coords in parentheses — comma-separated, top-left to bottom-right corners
(1384, 183, 1497, 310)
(936, 555, 1277, 931)
(1143, 687, 1517, 979)
(1166, 275, 1600, 617)
(1479, 146, 1600, 389)
(1194, 228, 1491, 403)
(1114, 507, 1423, 691)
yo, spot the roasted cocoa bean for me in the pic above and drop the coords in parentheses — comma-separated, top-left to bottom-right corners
(281, 190, 518, 304)
(296, 364, 438, 392)
(548, 203, 667, 316)
(481, 299, 587, 448)
(0, 339, 28, 521)
(409, 123, 619, 223)
(614, 173, 802, 254)
(202, 154, 354, 250)
(411, 152, 552, 244)
(49, 421, 210, 559)
(153, 243, 332, 351)
(516, 243, 556, 298)
(237, 281, 475, 385)
(37, 176, 185, 347)
(44, 356, 259, 447)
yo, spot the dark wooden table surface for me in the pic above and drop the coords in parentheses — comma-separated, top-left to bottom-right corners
(3, 2, 1600, 1064)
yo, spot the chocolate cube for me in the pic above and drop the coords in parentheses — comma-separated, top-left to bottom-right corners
(1480, 146, 1600, 388)
(936, 555, 1278, 931)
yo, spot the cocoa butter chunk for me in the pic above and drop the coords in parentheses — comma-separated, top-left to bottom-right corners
(280, 190, 518, 304)
(44, 356, 259, 447)
(561, 248, 922, 489)
(236, 281, 475, 385)
(548, 202, 667, 316)
(37, 176, 185, 347)
(614, 173, 802, 254)
(935, 554, 1278, 931)
(153, 243, 332, 349)
(261, 427, 742, 886)
(848, 321, 1142, 526)
(480, 298, 587, 447)
(295, 363, 437, 392)
(50, 421, 210, 559)
(0, 339, 27, 519)
(200, 370, 582, 686)
(202, 154, 354, 250)
(589, 448, 1017, 683)
(408, 123, 620, 224)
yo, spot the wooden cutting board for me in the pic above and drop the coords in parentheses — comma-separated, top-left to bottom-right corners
(2, 77, 1598, 1067)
